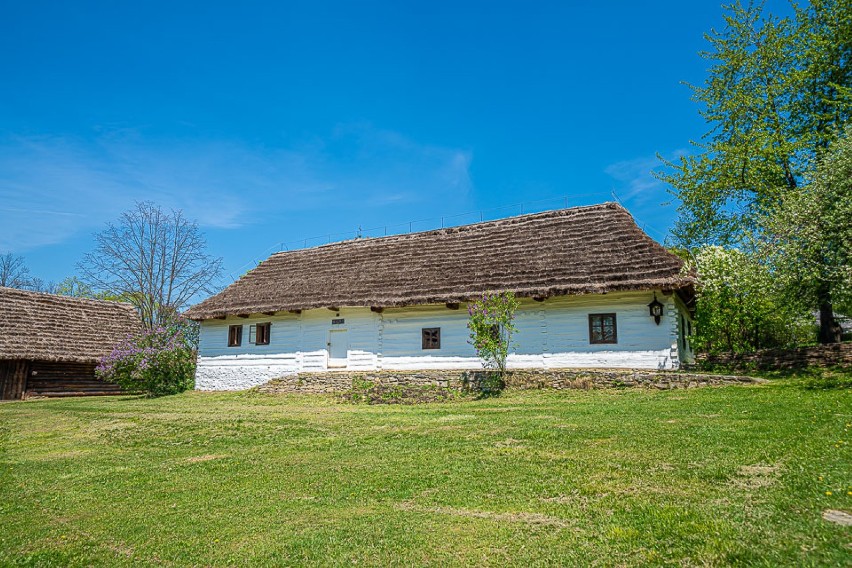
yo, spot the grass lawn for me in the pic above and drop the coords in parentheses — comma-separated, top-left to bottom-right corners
(1, 373, 850, 566)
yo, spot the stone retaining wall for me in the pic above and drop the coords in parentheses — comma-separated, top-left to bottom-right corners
(256, 368, 761, 394)
(696, 342, 851, 371)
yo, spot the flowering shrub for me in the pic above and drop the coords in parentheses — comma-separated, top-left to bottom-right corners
(97, 321, 196, 397)
(467, 291, 519, 379)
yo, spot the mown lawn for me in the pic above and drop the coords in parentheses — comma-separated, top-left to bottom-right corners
(1, 375, 850, 566)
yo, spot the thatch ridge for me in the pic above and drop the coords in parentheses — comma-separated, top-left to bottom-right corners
(186, 202, 694, 320)
(0, 287, 141, 363)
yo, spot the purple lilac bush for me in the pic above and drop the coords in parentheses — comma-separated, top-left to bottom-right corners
(97, 319, 196, 397)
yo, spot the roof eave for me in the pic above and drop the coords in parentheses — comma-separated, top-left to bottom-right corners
(186, 278, 697, 321)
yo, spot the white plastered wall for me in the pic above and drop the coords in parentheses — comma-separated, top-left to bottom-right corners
(195, 290, 681, 390)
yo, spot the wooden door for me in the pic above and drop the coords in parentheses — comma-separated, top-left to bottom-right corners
(327, 330, 349, 368)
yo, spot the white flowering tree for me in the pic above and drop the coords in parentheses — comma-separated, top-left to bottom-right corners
(690, 246, 812, 354)
(761, 127, 852, 343)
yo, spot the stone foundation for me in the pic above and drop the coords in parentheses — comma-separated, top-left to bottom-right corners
(256, 368, 762, 394)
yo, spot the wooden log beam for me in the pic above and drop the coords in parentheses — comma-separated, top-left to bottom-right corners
(370, 306, 384, 313)
(445, 302, 460, 310)
(1, 360, 28, 401)
(327, 306, 339, 312)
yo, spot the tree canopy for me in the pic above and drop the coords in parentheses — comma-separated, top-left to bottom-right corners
(660, 0, 851, 344)
(659, 0, 852, 248)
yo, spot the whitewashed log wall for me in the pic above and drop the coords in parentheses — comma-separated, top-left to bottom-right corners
(195, 291, 689, 390)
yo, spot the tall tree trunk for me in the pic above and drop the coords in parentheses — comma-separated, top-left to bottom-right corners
(817, 284, 837, 344)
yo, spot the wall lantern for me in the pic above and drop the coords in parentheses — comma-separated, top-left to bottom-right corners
(648, 294, 664, 325)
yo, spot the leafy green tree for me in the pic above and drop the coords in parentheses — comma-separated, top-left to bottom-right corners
(762, 127, 852, 343)
(689, 246, 813, 354)
(658, 0, 852, 248)
(55, 276, 95, 297)
(467, 292, 519, 379)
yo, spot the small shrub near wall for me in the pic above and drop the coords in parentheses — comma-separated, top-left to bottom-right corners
(467, 291, 519, 385)
(97, 321, 196, 397)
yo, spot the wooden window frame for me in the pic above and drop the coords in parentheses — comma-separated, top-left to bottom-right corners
(228, 325, 243, 347)
(256, 322, 271, 346)
(248, 323, 272, 345)
(422, 327, 441, 350)
(588, 313, 617, 345)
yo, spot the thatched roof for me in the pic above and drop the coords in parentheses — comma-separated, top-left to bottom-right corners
(0, 287, 140, 363)
(186, 203, 695, 320)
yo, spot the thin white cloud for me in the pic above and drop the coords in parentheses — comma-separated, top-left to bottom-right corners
(0, 124, 473, 252)
(603, 150, 688, 241)
(603, 150, 688, 204)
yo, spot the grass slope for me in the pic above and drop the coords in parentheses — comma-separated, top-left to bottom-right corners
(1, 376, 849, 566)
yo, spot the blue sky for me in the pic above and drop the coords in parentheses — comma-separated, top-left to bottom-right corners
(1, 0, 794, 286)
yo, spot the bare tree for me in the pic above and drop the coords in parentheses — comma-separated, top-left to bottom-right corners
(0, 253, 33, 289)
(79, 202, 224, 329)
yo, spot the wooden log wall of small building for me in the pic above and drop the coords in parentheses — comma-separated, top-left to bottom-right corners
(0, 360, 30, 400)
(25, 361, 124, 397)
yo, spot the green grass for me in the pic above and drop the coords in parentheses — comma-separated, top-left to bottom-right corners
(1, 373, 850, 566)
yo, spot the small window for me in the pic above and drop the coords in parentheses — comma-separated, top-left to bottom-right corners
(228, 325, 243, 347)
(589, 313, 617, 344)
(422, 327, 441, 350)
(249, 323, 271, 345)
(256, 323, 271, 345)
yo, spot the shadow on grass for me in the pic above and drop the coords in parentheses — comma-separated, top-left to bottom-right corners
(697, 362, 851, 390)
(339, 380, 471, 405)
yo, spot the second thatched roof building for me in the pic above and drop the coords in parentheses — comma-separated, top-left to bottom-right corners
(0, 287, 140, 399)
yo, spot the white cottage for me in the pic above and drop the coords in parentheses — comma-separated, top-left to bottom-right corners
(185, 203, 696, 390)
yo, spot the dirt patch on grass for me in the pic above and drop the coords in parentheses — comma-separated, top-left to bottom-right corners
(822, 509, 852, 526)
(395, 501, 574, 529)
(433, 414, 476, 422)
(731, 464, 780, 489)
(494, 438, 525, 448)
(29, 450, 91, 462)
(185, 454, 226, 463)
